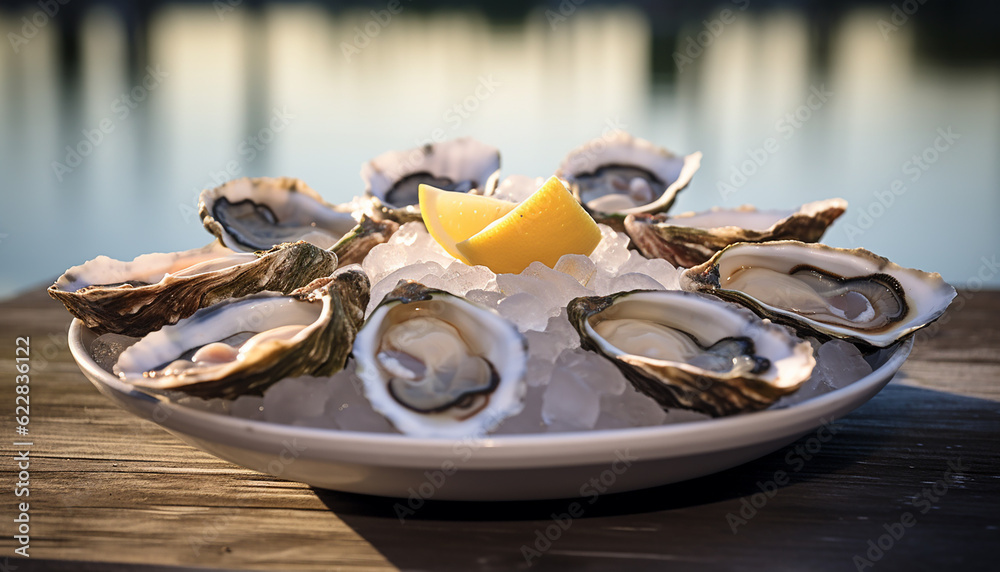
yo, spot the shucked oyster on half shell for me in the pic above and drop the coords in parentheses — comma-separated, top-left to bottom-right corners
(353, 281, 528, 438)
(556, 131, 702, 230)
(48, 241, 339, 337)
(360, 137, 501, 223)
(625, 198, 847, 268)
(114, 269, 370, 399)
(199, 176, 362, 252)
(681, 241, 957, 348)
(568, 290, 815, 417)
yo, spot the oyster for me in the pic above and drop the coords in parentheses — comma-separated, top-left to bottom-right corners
(568, 290, 815, 417)
(682, 241, 957, 348)
(200, 176, 360, 251)
(49, 241, 339, 337)
(360, 138, 501, 222)
(353, 281, 528, 438)
(556, 131, 702, 229)
(114, 269, 370, 399)
(625, 198, 847, 267)
(331, 215, 400, 267)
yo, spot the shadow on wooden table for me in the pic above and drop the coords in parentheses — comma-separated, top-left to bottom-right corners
(308, 383, 999, 570)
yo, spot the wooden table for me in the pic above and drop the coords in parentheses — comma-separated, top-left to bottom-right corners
(1, 286, 997, 571)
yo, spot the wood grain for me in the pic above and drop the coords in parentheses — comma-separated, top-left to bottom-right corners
(1, 284, 997, 571)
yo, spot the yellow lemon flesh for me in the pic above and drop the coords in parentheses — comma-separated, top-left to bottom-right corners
(456, 176, 602, 275)
(419, 184, 517, 263)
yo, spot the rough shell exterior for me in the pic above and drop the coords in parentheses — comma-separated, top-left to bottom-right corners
(625, 198, 847, 267)
(48, 241, 339, 337)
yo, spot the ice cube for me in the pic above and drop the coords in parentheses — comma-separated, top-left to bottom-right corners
(772, 339, 873, 408)
(361, 242, 407, 285)
(491, 386, 546, 434)
(569, 351, 627, 396)
(496, 292, 551, 332)
(444, 260, 497, 295)
(641, 257, 682, 290)
(325, 369, 398, 433)
(366, 261, 446, 316)
(524, 355, 557, 387)
(542, 367, 601, 431)
(554, 254, 599, 289)
(817, 339, 873, 389)
(263, 376, 331, 425)
(491, 175, 544, 203)
(588, 225, 632, 273)
(465, 288, 504, 309)
(609, 271, 666, 294)
(594, 385, 668, 429)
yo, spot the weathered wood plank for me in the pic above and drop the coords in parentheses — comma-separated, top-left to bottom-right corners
(1, 286, 997, 571)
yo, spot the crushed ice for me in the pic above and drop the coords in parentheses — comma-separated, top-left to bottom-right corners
(94, 223, 884, 435)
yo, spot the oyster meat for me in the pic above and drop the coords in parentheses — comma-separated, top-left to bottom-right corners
(682, 241, 957, 348)
(49, 241, 339, 337)
(556, 131, 702, 229)
(353, 281, 528, 438)
(200, 176, 361, 251)
(625, 198, 847, 267)
(361, 138, 501, 222)
(114, 269, 370, 398)
(568, 290, 815, 417)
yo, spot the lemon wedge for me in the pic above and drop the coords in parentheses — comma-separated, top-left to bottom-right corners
(456, 176, 602, 274)
(418, 184, 517, 263)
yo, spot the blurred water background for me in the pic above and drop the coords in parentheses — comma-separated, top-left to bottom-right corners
(1, 0, 998, 298)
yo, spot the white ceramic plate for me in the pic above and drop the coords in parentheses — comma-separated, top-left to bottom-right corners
(69, 319, 911, 501)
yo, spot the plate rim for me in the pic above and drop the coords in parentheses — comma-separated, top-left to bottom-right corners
(69, 319, 911, 470)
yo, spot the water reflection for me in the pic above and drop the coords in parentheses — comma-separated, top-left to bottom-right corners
(0, 4, 997, 298)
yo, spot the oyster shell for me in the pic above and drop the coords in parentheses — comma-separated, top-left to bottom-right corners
(568, 290, 815, 417)
(625, 198, 847, 267)
(360, 138, 501, 222)
(114, 269, 370, 399)
(681, 241, 957, 348)
(331, 215, 400, 267)
(353, 281, 528, 438)
(556, 131, 702, 230)
(199, 176, 361, 251)
(49, 241, 339, 337)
